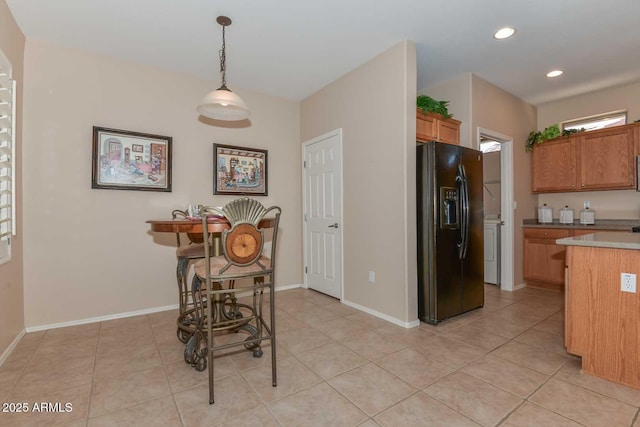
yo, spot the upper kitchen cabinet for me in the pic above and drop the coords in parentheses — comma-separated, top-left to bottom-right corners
(578, 125, 635, 190)
(532, 122, 640, 193)
(416, 111, 461, 145)
(531, 137, 577, 192)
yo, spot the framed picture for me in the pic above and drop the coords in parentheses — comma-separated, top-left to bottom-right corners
(213, 143, 268, 195)
(92, 126, 172, 192)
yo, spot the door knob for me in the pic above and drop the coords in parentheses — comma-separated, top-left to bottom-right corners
(328, 223, 339, 229)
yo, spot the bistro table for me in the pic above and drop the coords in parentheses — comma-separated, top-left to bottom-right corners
(147, 216, 275, 234)
(146, 216, 276, 342)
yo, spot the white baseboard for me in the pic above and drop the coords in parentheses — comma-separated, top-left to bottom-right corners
(514, 282, 527, 290)
(342, 298, 419, 328)
(0, 329, 26, 367)
(25, 304, 180, 333)
(24, 283, 303, 333)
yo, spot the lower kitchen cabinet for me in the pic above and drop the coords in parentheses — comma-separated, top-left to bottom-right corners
(523, 227, 626, 289)
(524, 228, 570, 287)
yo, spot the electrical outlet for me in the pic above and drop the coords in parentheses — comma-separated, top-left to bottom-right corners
(584, 200, 591, 209)
(368, 271, 375, 284)
(621, 273, 637, 293)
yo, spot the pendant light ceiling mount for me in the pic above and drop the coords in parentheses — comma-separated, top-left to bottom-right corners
(197, 15, 250, 121)
(216, 15, 231, 27)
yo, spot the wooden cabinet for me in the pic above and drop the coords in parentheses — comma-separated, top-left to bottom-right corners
(524, 228, 570, 286)
(523, 227, 626, 289)
(531, 122, 640, 193)
(416, 111, 461, 145)
(578, 126, 635, 190)
(531, 137, 577, 192)
(565, 244, 640, 389)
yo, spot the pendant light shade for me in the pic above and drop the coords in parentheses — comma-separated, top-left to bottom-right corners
(198, 85, 249, 121)
(198, 16, 249, 121)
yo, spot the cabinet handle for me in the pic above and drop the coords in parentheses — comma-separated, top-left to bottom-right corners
(544, 232, 548, 236)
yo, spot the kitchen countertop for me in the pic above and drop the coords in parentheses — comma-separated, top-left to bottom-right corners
(556, 231, 640, 250)
(522, 218, 640, 231)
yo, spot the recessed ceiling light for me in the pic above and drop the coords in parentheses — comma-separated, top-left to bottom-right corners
(494, 27, 516, 40)
(546, 70, 564, 78)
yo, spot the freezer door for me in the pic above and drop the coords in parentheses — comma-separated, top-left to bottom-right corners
(431, 143, 464, 321)
(460, 147, 485, 312)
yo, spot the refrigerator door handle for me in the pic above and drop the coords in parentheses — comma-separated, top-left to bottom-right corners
(455, 165, 466, 259)
(458, 164, 470, 260)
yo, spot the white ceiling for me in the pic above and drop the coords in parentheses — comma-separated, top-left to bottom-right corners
(6, 0, 640, 105)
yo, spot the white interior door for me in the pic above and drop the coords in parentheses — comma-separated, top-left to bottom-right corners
(302, 129, 343, 299)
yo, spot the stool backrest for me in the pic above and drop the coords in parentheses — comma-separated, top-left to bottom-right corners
(200, 198, 281, 275)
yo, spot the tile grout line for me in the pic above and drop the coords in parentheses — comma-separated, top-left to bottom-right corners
(86, 321, 103, 425)
(147, 313, 188, 427)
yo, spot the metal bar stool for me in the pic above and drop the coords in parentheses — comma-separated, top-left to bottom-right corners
(171, 208, 220, 343)
(184, 198, 281, 404)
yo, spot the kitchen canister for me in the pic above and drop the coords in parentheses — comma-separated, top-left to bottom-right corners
(580, 206, 596, 225)
(559, 205, 574, 224)
(538, 204, 553, 224)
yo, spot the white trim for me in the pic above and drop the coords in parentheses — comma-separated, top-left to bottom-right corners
(477, 127, 515, 292)
(0, 329, 25, 367)
(301, 129, 345, 301)
(342, 298, 420, 329)
(25, 304, 180, 333)
(23, 284, 303, 333)
(514, 282, 527, 290)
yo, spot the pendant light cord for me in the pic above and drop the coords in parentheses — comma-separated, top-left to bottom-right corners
(219, 24, 227, 88)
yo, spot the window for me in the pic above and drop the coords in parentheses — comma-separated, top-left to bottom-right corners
(561, 110, 627, 132)
(480, 138, 501, 153)
(0, 50, 15, 265)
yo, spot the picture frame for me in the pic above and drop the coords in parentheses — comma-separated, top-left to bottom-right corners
(92, 126, 172, 192)
(213, 143, 268, 196)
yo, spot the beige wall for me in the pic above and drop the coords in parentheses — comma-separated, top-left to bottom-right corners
(537, 80, 640, 219)
(0, 0, 25, 356)
(471, 74, 538, 288)
(22, 40, 302, 328)
(420, 73, 473, 147)
(483, 151, 501, 217)
(301, 41, 418, 324)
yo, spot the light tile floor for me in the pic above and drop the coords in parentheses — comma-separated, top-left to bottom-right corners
(2, 285, 640, 426)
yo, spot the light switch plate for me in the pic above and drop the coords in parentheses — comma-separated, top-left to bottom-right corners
(621, 273, 637, 293)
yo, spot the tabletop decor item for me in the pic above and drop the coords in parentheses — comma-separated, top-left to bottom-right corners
(92, 126, 172, 192)
(213, 143, 267, 196)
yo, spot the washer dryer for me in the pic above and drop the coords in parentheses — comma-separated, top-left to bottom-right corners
(483, 218, 501, 285)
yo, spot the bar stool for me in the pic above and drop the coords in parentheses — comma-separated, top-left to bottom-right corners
(172, 208, 212, 343)
(185, 198, 281, 404)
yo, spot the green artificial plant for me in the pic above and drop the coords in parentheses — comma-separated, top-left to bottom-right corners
(525, 124, 585, 152)
(416, 95, 453, 119)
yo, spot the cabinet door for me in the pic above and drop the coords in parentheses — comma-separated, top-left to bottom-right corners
(524, 238, 567, 284)
(523, 228, 570, 285)
(532, 138, 577, 192)
(416, 112, 436, 142)
(578, 127, 635, 190)
(437, 119, 460, 145)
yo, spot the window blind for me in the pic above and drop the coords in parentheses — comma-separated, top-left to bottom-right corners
(0, 62, 15, 263)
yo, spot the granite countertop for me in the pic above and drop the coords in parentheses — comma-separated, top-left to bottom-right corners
(522, 218, 640, 231)
(557, 231, 640, 250)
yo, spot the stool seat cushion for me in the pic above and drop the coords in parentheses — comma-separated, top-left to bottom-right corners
(176, 243, 207, 259)
(194, 255, 271, 278)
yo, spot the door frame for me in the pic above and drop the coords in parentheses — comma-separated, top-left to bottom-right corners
(477, 127, 515, 291)
(301, 128, 345, 299)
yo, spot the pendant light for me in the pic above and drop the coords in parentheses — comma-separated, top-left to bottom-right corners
(197, 16, 250, 121)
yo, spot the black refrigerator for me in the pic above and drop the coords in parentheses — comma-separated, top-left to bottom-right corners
(417, 141, 484, 324)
